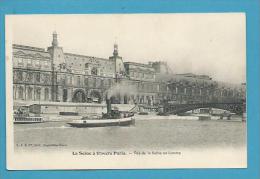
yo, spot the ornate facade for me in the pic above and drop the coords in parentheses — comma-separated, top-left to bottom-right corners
(12, 32, 246, 106)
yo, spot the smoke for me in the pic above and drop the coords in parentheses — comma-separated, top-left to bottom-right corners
(107, 81, 138, 99)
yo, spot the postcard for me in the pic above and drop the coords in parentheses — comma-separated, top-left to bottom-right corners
(6, 13, 246, 169)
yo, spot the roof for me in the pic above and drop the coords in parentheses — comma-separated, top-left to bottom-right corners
(64, 52, 112, 62)
(124, 61, 153, 68)
(13, 44, 50, 59)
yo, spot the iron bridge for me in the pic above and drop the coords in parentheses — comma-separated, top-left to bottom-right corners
(163, 102, 246, 115)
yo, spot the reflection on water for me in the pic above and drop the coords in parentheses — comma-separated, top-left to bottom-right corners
(14, 118, 246, 152)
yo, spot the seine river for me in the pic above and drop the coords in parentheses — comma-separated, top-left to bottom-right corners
(14, 116, 246, 152)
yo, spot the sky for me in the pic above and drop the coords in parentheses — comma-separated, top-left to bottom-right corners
(7, 13, 246, 83)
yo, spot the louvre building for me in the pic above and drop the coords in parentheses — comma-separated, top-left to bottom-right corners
(12, 32, 245, 106)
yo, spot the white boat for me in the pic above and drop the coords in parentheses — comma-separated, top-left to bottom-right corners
(14, 106, 44, 124)
(67, 117, 135, 128)
(14, 116, 44, 124)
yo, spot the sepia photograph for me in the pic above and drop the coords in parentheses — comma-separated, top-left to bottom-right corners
(5, 13, 246, 169)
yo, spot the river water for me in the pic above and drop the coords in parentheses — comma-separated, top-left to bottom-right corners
(14, 116, 246, 152)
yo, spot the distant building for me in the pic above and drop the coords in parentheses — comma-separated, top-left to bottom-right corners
(12, 32, 245, 106)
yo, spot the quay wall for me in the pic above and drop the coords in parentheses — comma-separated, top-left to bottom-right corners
(17, 101, 136, 115)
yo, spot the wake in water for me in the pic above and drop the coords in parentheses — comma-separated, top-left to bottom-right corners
(15, 125, 72, 132)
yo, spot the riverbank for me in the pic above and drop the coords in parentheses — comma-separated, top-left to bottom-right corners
(41, 113, 245, 122)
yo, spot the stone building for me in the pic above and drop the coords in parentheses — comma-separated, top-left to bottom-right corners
(12, 32, 245, 106)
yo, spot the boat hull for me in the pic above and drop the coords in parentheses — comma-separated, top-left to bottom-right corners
(14, 121, 43, 124)
(67, 117, 135, 128)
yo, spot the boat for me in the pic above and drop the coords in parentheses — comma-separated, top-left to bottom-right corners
(67, 98, 135, 128)
(14, 115, 44, 124)
(67, 116, 134, 128)
(14, 107, 44, 124)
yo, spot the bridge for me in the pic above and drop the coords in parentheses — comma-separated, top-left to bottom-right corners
(162, 101, 246, 115)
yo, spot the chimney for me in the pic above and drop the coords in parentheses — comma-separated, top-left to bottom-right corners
(106, 97, 111, 114)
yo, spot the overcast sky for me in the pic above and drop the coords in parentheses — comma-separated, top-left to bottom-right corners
(7, 13, 246, 83)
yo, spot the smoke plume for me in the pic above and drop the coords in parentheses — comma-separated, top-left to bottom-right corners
(107, 80, 138, 99)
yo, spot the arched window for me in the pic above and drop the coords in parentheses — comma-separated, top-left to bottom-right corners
(85, 63, 89, 68)
(44, 88, 49, 101)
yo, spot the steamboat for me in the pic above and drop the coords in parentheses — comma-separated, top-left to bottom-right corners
(67, 98, 135, 128)
(14, 106, 44, 124)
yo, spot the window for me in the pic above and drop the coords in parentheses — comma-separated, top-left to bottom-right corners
(27, 59, 32, 66)
(43, 74, 50, 84)
(44, 88, 49, 101)
(36, 88, 41, 100)
(35, 73, 40, 83)
(108, 79, 112, 87)
(28, 87, 33, 100)
(88, 78, 93, 87)
(100, 79, 104, 88)
(93, 78, 96, 88)
(100, 69, 104, 76)
(35, 60, 40, 67)
(44, 61, 49, 67)
(96, 78, 101, 88)
(26, 72, 33, 82)
(63, 89, 68, 102)
(77, 76, 81, 86)
(60, 75, 66, 85)
(64, 76, 68, 85)
(91, 67, 98, 75)
(17, 71, 23, 81)
(70, 76, 73, 85)
(18, 86, 24, 99)
(18, 58, 23, 66)
(84, 77, 88, 86)
(85, 63, 89, 68)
